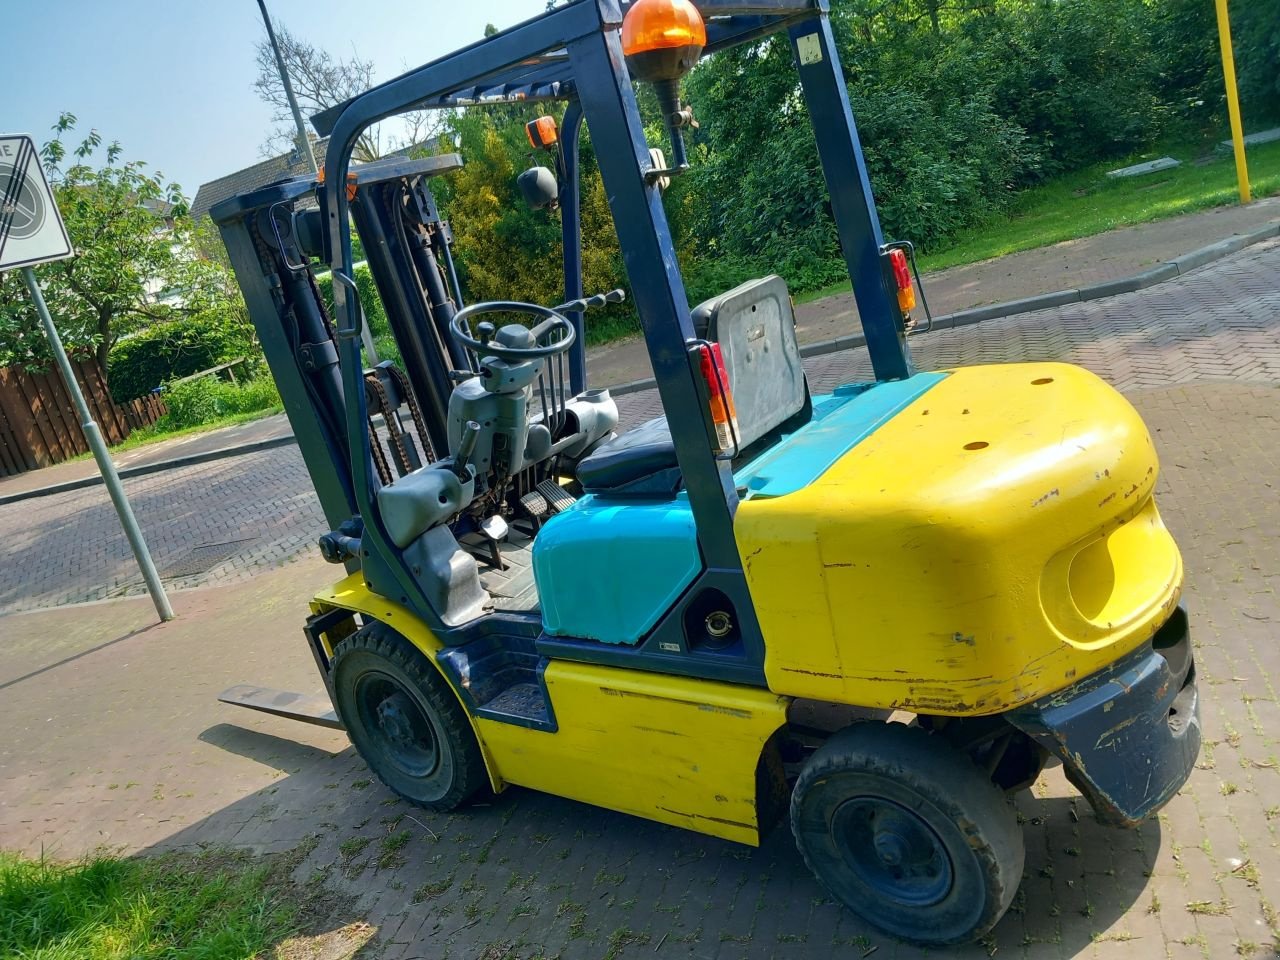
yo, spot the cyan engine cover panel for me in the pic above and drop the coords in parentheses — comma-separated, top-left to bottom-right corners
(532, 494, 702, 644)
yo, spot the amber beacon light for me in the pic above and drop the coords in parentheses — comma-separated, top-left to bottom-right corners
(621, 0, 706, 173)
(621, 0, 706, 80)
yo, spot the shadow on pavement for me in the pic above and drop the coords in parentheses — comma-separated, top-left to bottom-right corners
(144, 720, 1161, 960)
(0, 620, 163, 691)
(198, 723, 341, 774)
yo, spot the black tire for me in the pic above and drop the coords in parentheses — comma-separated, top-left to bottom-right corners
(331, 621, 487, 810)
(791, 721, 1024, 945)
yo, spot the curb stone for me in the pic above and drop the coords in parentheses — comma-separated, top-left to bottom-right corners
(0, 435, 297, 506)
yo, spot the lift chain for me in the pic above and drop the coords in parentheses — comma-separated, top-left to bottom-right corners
(367, 412, 393, 487)
(365, 372, 414, 477)
(387, 364, 436, 464)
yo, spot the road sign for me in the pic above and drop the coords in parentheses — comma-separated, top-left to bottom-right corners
(0, 134, 73, 270)
(2, 132, 171, 621)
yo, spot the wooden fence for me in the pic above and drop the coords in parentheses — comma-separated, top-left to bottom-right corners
(0, 358, 167, 478)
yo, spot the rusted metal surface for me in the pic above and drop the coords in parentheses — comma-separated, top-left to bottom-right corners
(1007, 607, 1200, 827)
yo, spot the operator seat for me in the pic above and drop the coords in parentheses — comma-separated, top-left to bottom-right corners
(577, 275, 807, 496)
(576, 414, 677, 494)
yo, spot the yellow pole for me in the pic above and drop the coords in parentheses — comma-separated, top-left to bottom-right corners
(1215, 0, 1251, 204)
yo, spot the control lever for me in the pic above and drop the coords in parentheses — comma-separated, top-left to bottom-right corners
(452, 420, 481, 482)
(553, 288, 626, 314)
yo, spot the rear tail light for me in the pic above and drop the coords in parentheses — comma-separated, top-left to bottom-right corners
(888, 247, 917, 314)
(694, 342, 738, 456)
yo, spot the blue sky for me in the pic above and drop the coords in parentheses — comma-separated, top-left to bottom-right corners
(4, 0, 545, 196)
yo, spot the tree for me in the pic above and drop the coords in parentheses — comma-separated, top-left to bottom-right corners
(254, 23, 379, 161)
(252, 23, 441, 162)
(0, 115, 191, 373)
(0, 115, 251, 386)
(433, 108, 623, 316)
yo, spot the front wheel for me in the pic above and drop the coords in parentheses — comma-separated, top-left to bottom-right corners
(791, 722, 1024, 945)
(331, 622, 487, 810)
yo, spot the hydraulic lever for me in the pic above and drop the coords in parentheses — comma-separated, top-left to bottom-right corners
(452, 420, 481, 482)
(554, 288, 626, 314)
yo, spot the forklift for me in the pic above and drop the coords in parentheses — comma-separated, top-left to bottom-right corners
(211, 0, 1200, 944)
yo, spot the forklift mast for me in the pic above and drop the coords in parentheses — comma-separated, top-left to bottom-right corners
(211, 143, 599, 534)
(305, 0, 913, 631)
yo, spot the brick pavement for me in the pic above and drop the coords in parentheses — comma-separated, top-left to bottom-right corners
(615, 236, 1280, 429)
(0, 239, 1278, 958)
(0, 445, 324, 613)
(588, 197, 1280, 387)
(0, 382, 1275, 960)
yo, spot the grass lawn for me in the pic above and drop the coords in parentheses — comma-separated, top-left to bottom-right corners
(0, 846, 372, 960)
(798, 135, 1280, 304)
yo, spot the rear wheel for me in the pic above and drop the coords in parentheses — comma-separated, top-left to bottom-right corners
(791, 722, 1024, 945)
(331, 621, 486, 810)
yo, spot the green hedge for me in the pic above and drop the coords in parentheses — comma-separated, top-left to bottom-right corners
(314, 262, 390, 340)
(107, 313, 258, 403)
(155, 373, 281, 430)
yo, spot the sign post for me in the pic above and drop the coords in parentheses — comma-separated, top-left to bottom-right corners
(1215, 0, 1251, 205)
(1, 133, 174, 622)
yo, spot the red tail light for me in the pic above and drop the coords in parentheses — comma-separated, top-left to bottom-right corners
(695, 342, 738, 455)
(888, 247, 917, 314)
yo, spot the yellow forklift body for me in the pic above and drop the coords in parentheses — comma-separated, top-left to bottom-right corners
(735, 362, 1183, 715)
(312, 577, 789, 845)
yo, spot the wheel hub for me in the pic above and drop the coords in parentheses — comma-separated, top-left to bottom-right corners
(874, 830, 908, 866)
(377, 692, 417, 747)
(834, 796, 954, 907)
(353, 674, 440, 779)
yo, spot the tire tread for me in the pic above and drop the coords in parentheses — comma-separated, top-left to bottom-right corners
(332, 621, 487, 811)
(791, 721, 1024, 945)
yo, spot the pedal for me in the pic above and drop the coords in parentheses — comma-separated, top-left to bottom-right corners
(536, 478, 578, 513)
(519, 489, 549, 517)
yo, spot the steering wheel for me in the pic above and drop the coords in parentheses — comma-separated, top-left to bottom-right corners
(449, 301, 576, 362)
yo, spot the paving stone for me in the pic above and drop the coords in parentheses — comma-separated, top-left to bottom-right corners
(2, 241, 1280, 959)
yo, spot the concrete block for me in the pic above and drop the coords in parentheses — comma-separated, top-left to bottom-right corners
(1133, 262, 1181, 288)
(1219, 126, 1280, 149)
(1107, 157, 1180, 178)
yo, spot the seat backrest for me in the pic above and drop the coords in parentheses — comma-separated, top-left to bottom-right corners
(692, 275, 807, 450)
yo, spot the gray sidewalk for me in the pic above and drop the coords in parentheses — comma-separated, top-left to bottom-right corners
(2, 377, 1276, 960)
(0, 413, 294, 503)
(587, 195, 1280, 386)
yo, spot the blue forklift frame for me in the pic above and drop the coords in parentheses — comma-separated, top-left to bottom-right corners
(311, 0, 914, 673)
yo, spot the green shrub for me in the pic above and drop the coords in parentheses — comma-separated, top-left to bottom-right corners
(314, 262, 390, 340)
(678, 35, 1031, 296)
(155, 373, 281, 431)
(107, 311, 258, 403)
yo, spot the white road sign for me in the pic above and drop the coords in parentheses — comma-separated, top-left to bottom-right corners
(0, 134, 73, 270)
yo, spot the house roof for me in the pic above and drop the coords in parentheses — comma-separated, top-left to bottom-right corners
(189, 139, 329, 221)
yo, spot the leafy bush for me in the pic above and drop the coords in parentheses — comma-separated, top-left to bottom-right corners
(348, 0, 1278, 330)
(678, 34, 1032, 294)
(107, 312, 258, 403)
(315, 262, 390, 340)
(154, 373, 281, 431)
